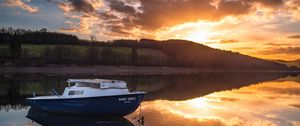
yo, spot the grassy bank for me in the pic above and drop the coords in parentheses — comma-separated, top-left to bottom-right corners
(0, 66, 201, 76)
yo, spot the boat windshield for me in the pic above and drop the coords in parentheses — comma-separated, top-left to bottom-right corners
(90, 83, 100, 89)
(75, 82, 90, 87)
(74, 82, 100, 89)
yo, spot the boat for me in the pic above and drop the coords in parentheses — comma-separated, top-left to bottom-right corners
(27, 79, 146, 116)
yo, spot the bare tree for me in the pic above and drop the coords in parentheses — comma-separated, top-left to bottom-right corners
(90, 35, 96, 42)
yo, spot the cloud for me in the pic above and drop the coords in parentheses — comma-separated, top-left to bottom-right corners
(47, 0, 102, 35)
(99, 0, 289, 37)
(232, 47, 254, 50)
(217, 0, 252, 16)
(289, 104, 300, 109)
(67, 0, 94, 13)
(257, 86, 300, 95)
(48, 0, 95, 13)
(287, 35, 300, 39)
(206, 96, 240, 102)
(108, 0, 136, 14)
(205, 39, 240, 44)
(47, 0, 296, 40)
(219, 39, 240, 44)
(4, 0, 39, 13)
(263, 42, 290, 46)
(258, 47, 300, 55)
(132, 0, 218, 31)
(253, 0, 284, 7)
(59, 27, 78, 32)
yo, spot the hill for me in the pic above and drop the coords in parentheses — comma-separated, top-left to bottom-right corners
(0, 39, 290, 70)
(274, 59, 300, 68)
(0, 27, 291, 70)
(137, 39, 289, 70)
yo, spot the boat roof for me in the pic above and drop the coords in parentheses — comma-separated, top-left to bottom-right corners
(67, 79, 125, 83)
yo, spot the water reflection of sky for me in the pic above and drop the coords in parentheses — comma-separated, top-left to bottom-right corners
(0, 109, 36, 126)
(128, 80, 300, 126)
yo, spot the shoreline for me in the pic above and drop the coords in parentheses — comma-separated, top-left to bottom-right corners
(0, 65, 298, 76)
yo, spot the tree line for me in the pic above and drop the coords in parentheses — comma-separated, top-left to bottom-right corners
(0, 27, 79, 44)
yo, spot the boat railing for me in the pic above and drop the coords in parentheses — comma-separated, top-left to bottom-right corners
(51, 89, 60, 96)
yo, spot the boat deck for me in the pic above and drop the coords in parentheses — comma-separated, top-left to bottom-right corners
(27, 91, 146, 100)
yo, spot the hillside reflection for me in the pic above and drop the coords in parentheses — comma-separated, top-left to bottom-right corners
(127, 75, 300, 126)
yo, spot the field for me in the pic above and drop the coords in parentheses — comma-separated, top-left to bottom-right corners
(0, 44, 168, 66)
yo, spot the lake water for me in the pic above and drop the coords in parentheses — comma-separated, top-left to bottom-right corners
(0, 73, 300, 126)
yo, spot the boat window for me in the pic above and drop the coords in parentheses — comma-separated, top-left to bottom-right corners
(75, 82, 89, 87)
(68, 90, 84, 95)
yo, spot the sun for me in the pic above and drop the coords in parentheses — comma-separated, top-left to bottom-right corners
(183, 29, 222, 49)
(185, 30, 211, 43)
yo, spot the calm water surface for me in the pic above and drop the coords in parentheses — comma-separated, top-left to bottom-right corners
(0, 73, 299, 126)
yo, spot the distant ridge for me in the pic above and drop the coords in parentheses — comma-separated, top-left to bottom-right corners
(137, 39, 289, 70)
(274, 59, 300, 68)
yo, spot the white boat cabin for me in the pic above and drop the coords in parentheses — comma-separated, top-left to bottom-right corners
(61, 79, 130, 98)
(28, 79, 144, 100)
(67, 79, 127, 89)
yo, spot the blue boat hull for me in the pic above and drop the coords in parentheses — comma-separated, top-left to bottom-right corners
(26, 108, 134, 126)
(27, 93, 145, 116)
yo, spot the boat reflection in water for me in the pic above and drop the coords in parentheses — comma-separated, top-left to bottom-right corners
(26, 108, 135, 126)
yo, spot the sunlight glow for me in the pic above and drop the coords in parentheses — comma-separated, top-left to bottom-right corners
(185, 30, 211, 43)
(155, 21, 224, 49)
(186, 97, 212, 109)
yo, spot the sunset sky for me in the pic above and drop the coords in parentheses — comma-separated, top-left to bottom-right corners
(1, 0, 300, 60)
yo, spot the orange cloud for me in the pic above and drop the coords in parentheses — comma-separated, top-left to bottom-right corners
(257, 47, 300, 55)
(287, 35, 300, 39)
(4, 0, 39, 13)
